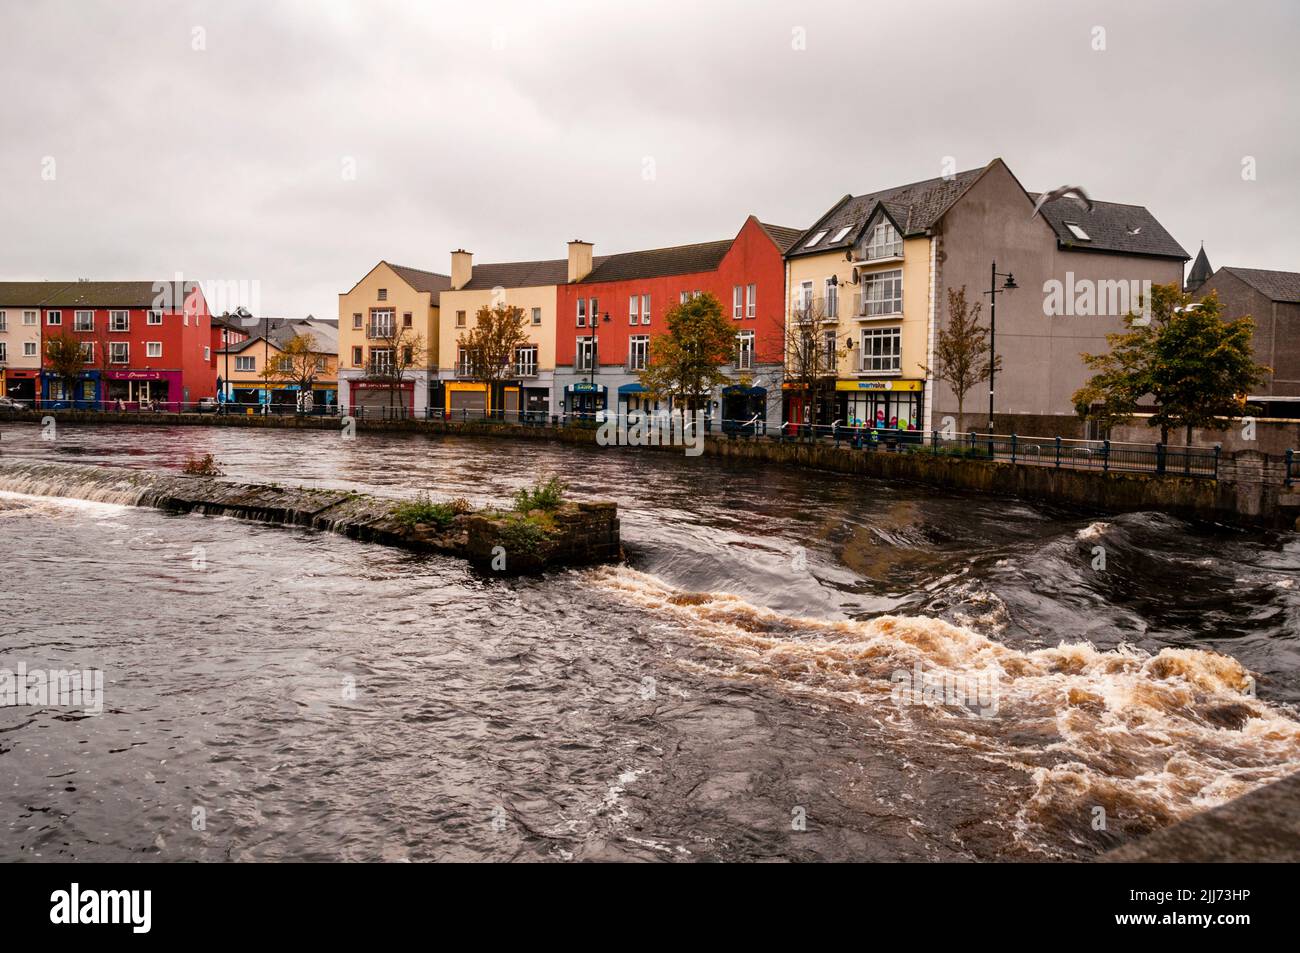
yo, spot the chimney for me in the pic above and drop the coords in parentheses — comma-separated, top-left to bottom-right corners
(451, 249, 473, 290)
(567, 240, 593, 283)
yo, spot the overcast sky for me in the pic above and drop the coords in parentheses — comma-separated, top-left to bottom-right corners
(2, 0, 1296, 318)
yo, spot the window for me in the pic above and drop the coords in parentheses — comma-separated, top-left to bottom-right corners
(746, 284, 755, 318)
(679, 291, 688, 304)
(77, 342, 92, 363)
(576, 338, 595, 371)
(798, 280, 814, 315)
(824, 330, 838, 370)
(147, 310, 163, 325)
(46, 310, 62, 325)
(369, 309, 394, 338)
(204, 346, 211, 361)
(1065, 222, 1091, 241)
(589, 298, 599, 324)
(825, 278, 838, 319)
(0, 310, 5, 331)
(235, 356, 255, 372)
(455, 310, 466, 328)
(576, 298, 587, 327)
(351, 346, 363, 366)
(110, 341, 129, 364)
(377, 288, 387, 301)
(24, 342, 38, 357)
(23, 310, 37, 325)
(74, 310, 94, 331)
(861, 327, 902, 373)
(641, 294, 650, 325)
(109, 310, 130, 331)
(352, 312, 363, 329)
(628, 335, 649, 371)
(804, 229, 828, 248)
(733, 285, 743, 319)
(402, 345, 413, 365)
(372, 348, 395, 374)
(0, 343, 6, 362)
(865, 222, 903, 260)
(403, 312, 413, 327)
(531, 308, 542, 326)
(515, 345, 538, 376)
(862, 269, 903, 316)
(147, 342, 162, 358)
(832, 226, 852, 243)
(736, 330, 755, 371)
(629, 295, 639, 325)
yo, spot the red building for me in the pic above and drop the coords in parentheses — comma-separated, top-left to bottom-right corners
(38, 280, 216, 409)
(554, 216, 801, 428)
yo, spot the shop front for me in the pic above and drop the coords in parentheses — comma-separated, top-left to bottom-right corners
(103, 370, 184, 411)
(445, 381, 488, 418)
(564, 381, 607, 421)
(350, 379, 413, 418)
(40, 370, 102, 409)
(721, 385, 768, 434)
(5, 368, 39, 407)
(837, 379, 925, 435)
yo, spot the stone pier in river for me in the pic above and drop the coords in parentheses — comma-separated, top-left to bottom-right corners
(0, 460, 622, 574)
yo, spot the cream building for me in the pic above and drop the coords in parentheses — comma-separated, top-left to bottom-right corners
(784, 159, 1188, 437)
(0, 283, 59, 405)
(434, 248, 569, 418)
(337, 262, 451, 416)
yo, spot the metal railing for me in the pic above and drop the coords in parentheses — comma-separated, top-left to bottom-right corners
(6, 397, 1291, 485)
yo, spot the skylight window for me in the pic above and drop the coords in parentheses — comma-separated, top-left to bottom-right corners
(1065, 222, 1091, 241)
(831, 226, 852, 242)
(805, 230, 828, 247)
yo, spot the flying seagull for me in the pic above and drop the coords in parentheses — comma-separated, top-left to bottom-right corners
(1031, 185, 1094, 220)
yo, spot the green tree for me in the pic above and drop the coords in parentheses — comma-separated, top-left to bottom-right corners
(1074, 284, 1269, 443)
(45, 331, 88, 403)
(919, 286, 999, 434)
(639, 292, 735, 414)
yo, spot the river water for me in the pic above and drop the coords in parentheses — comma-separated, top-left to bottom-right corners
(1, 422, 1297, 861)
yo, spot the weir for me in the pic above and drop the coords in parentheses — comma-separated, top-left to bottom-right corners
(0, 460, 622, 574)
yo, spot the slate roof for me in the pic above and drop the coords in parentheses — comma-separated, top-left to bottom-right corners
(1187, 245, 1214, 288)
(387, 264, 452, 294)
(580, 240, 733, 284)
(758, 222, 806, 254)
(788, 167, 986, 258)
(1028, 195, 1188, 259)
(0, 280, 169, 308)
(219, 318, 339, 354)
(459, 258, 584, 291)
(1219, 267, 1300, 303)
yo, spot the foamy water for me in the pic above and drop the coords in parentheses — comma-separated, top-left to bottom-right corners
(590, 565, 1300, 846)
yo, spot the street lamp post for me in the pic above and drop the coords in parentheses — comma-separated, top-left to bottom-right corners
(983, 261, 1018, 433)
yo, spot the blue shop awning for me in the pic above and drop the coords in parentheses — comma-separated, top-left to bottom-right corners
(617, 382, 646, 395)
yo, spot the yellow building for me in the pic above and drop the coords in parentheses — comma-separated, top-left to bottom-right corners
(218, 318, 339, 413)
(434, 247, 572, 418)
(785, 158, 1191, 437)
(784, 161, 998, 434)
(337, 262, 450, 416)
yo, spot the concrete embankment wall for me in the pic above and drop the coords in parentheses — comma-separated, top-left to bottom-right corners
(0, 458, 621, 573)
(5, 409, 1297, 529)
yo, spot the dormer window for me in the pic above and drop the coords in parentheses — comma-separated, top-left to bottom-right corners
(804, 230, 828, 248)
(865, 222, 903, 260)
(1065, 222, 1091, 241)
